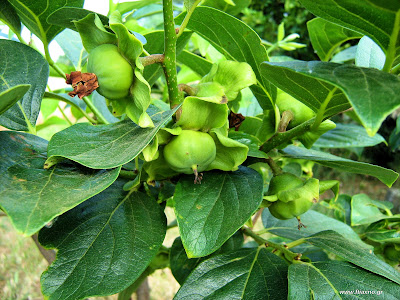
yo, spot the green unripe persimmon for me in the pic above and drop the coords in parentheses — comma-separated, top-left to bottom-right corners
(87, 44, 134, 100)
(268, 197, 313, 220)
(163, 130, 216, 175)
(267, 172, 304, 196)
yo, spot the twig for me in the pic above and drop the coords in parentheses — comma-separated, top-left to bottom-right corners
(163, 0, 181, 108)
(140, 54, 165, 67)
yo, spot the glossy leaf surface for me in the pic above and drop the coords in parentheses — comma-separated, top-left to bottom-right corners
(0, 40, 49, 131)
(282, 145, 398, 187)
(0, 131, 120, 236)
(306, 230, 400, 284)
(39, 181, 166, 300)
(8, 0, 84, 42)
(46, 107, 178, 169)
(174, 167, 263, 257)
(179, 6, 276, 110)
(174, 248, 288, 300)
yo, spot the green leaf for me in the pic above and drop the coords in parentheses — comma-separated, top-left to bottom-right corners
(174, 248, 288, 299)
(307, 17, 362, 61)
(262, 209, 362, 243)
(228, 131, 268, 159)
(55, 29, 86, 68)
(0, 0, 21, 34)
(46, 7, 108, 31)
(170, 231, 244, 285)
(351, 194, 388, 226)
(74, 13, 117, 52)
(282, 145, 398, 187)
(116, 0, 160, 15)
(0, 131, 120, 236)
(262, 61, 400, 135)
(0, 40, 49, 131)
(8, 0, 84, 43)
(355, 36, 386, 70)
(177, 6, 276, 110)
(176, 97, 229, 132)
(46, 107, 179, 169)
(174, 166, 263, 257)
(289, 261, 400, 299)
(305, 230, 400, 284)
(143, 30, 192, 85)
(39, 180, 166, 300)
(0, 84, 30, 115)
(313, 123, 386, 148)
(298, 0, 400, 57)
(207, 131, 249, 172)
(177, 50, 213, 77)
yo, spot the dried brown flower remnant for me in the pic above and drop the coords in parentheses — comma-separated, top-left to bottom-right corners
(66, 71, 99, 99)
(228, 111, 245, 131)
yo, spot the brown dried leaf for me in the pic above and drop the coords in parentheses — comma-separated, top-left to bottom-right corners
(66, 71, 99, 99)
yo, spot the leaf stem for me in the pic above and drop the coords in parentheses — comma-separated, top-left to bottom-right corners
(177, 0, 202, 38)
(43, 92, 97, 124)
(278, 110, 294, 132)
(260, 118, 315, 153)
(163, 0, 182, 108)
(241, 226, 298, 261)
(382, 10, 400, 73)
(17, 102, 36, 134)
(311, 87, 337, 131)
(178, 83, 196, 96)
(57, 104, 73, 126)
(286, 238, 306, 249)
(140, 54, 165, 67)
(82, 96, 109, 124)
(266, 157, 283, 176)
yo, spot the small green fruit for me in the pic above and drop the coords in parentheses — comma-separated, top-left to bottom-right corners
(267, 172, 304, 196)
(268, 197, 313, 220)
(87, 44, 134, 100)
(163, 130, 216, 175)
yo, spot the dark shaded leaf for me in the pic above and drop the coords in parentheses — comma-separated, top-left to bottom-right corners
(39, 180, 166, 300)
(0, 131, 120, 236)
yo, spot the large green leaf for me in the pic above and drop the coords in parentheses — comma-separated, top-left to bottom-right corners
(170, 232, 244, 285)
(262, 61, 400, 135)
(305, 230, 400, 284)
(116, 0, 160, 15)
(178, 6, 276, 110)
(0, 40, 49, 131)
(313, 123, 386, 148)
(174, 248, 288, 300)
(0, 84, 31, 115)
(281, 145, 398, 187)
(46, 7, 109, 31)
(8, 0, 84, 43)
(299, 0, 400, 57)
(289, 261, 400, 299)
(143, 31, 192, 85)
(39, 180, 166, 300)
(351, 194, 388, 226)
(307, 17, 362, 61)
(46, 107, 178, 169)
(0, 0, 21, 34)
(0, 131, 120, 236)
(174, 166, 263, 258)
(177, 50, 213, 77)
(262, 209, 362, 243)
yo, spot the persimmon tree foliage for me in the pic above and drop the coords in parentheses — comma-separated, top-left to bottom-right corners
(2, 0, 400, 299)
